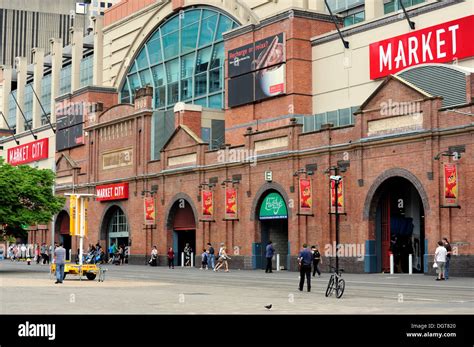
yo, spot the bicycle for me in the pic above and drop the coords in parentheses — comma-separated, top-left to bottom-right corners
(325, 266, 345, 298)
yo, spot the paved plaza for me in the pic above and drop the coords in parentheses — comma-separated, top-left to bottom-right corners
(0, 261, 473, 314)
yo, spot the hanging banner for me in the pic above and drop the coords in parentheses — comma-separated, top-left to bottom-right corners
(443, 164, 458, 206)
(299, 178, 313, 215)
(82, 198, 88, 237)
(330, 179, 344, 214)
(144, 196, 156, 225)
(225, 187, 238, 220)
(69, 194, 77, 236)
(201, 190, 214, 221)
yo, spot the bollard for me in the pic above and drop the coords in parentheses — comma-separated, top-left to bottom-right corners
(409, 254, 412, 275)
(181, 252, 184, 267)
(191, 252, 194, 267)
(276, 254, 280, 271)
(390, 253, 394, 274)
(69, 249, 72, 262)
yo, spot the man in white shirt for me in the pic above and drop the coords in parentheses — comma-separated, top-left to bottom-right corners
(434, 240, 447, 281)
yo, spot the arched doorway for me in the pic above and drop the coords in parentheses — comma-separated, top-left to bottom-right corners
(168, 199, 196, 266)
(55, 211, 71, 260)
(256, 191, 289, 270)
(101, 206, 130, 256)
(371, 177, 425, 273)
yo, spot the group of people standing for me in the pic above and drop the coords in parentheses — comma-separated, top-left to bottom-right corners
(8, 243, 52, 264)
(149, 242, 231, 272)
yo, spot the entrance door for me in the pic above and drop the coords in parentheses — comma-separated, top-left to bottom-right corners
(381, 194, 391, 273)
(175, 229, 196, 266)
(260, 219, 289, 270)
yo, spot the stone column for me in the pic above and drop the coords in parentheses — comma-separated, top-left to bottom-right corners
(15, 56, 27, 133)
(365, 1, 384, 21)
(92, 16, 103, 86)
(32, 48, 45, 129)
(0, 65, 12, 129)
(50, 38, 63, 123)
(70, 26, 84, 93)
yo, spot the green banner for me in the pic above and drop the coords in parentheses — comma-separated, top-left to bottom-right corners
(259, 192, 287, 219)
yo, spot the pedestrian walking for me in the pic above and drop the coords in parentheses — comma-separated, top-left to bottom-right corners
(149, 246, 158, 266)
(298, 244, 312, 292)
(311, 245, 322, 277)
(265, 241, 275, 273)
(214, 246, 231, 272)
(54, 243, 66, 284)
(35, 244, 41, 264)
(434, 240, 447, 281)
(442, 238, 452, 280)
(167, 247, 175, 269)
(200, 249, 209, 270)
(20, 244, 27, 259)
(207, 243, 215, 269)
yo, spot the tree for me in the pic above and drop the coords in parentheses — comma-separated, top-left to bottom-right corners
(0, 159, 65, 236)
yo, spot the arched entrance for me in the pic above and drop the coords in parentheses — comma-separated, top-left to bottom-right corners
(101, 206, 130, 255)
(370, 177, 426, 273)
(55, 211, 71, 260)
(256, 191, 289, 270)
(167, 199, 197, 266)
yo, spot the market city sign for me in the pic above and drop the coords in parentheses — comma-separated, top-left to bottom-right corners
(96, 182, 129, 201)
(369, 15, 474, 79)
(7, 138, 49, 166)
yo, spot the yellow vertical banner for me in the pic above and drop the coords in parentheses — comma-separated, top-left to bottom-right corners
(69, 194, 77, 236)
(83, 198, 88, 237)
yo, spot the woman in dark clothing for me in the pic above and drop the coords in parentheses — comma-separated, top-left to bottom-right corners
(167, 247, 175, 269)
(311, 245, 322, 277)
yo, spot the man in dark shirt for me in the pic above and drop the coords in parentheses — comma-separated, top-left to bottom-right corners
(298, 244, 312, 292)
(442, 238, 452, 280)
(207, 243, 215, 270)
(54, 243, 66, 284)
(265, 241, 275, 273)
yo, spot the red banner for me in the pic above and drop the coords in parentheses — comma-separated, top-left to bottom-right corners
(7, 138, 49, 166)
(144, 196, 156, 225)
(225, 187, 238, 220)
(443, 164, 458, 206)
(96, 183, 129, 201)
(330, 179, 344, 214)
(201, 190, 214, 220)
(369, 15, 474, 79)
(299, 178, 313, 214)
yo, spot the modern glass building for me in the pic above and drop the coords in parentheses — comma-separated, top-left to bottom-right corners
(120, 6, 239, 110)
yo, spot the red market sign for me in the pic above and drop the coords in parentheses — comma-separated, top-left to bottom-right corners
(369, 15, 474, 80)
(7, 138, 49, 166)
(96, 183, 129, 201)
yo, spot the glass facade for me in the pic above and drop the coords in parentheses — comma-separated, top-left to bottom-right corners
(80, 54, 94, 88)
(120, 7, 238, 110)
(327, 0, 365, 12)
(303, 106, 359, 132)
(384, 0, 425, 14)
(8, 91, 17, 130)
(41, 74, 52, 125)
(60, 64, 72, 95)
(24, 82, 34, 130)
(344, 10, 365, 26)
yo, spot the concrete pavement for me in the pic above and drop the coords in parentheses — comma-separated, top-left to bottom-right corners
(1, 261, 473, 314)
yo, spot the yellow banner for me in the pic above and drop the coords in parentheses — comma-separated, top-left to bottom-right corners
(69, 195, 77, 236)
(83, 198, 88, 237)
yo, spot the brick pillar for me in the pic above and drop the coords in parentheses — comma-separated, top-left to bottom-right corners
(134, 86, 153, 111)
(173, 102, 202, 136)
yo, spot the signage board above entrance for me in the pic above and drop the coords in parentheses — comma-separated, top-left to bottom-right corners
(369, 15, 474, 79)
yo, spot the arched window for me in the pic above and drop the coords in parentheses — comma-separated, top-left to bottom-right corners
(120, 7, 239, 110)
(109, 207, 129, 234)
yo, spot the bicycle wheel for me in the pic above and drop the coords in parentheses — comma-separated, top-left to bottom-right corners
(336, 278, 345, 298)
(325, 275, 335, 297)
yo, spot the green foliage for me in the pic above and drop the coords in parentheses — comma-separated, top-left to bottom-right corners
(0, 159, 65, 228)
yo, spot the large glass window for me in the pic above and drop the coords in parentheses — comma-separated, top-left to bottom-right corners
(41, 74, 52, 123)
(24, 83, 34, 130)
(8, 90, 17, 130)
(60, 64, 72, 95)
(384, 0, 425, 14)
(80, 54, 94, 88)
(120, 7, 238, 110)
